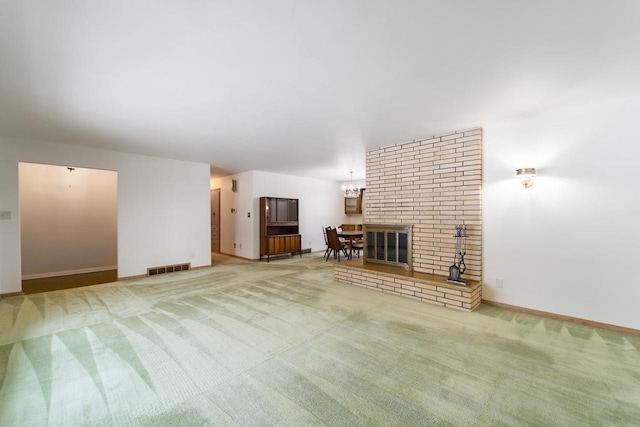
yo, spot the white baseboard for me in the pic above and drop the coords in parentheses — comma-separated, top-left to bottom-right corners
(22, 265, 118, 280)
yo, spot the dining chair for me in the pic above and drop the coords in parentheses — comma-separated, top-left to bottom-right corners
(351, 240, 364, 258)
(343, 224, 363, 257)
(322, 226, 331, 259)
(337, 224, 354, 245)
(325, 227, 349, 261)
(324, 226, 336, 259)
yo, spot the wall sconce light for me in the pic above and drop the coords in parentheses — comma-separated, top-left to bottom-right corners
(232, 179, 238, 193)
(516, 167, 536, 189)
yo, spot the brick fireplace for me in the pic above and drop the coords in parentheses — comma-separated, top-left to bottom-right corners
(334, 128, 483, 311)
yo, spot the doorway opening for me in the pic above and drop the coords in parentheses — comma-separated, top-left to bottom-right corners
(19, 162, 118, 294)
(211, 188, 220, 253)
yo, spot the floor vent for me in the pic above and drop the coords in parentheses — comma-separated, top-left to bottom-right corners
(147, 263, 191, 276)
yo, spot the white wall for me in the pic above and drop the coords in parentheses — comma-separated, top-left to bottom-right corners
(213, 170, 348, 259)
(0, 138, 211, 294)
(484, 95, 640, 330)
(19, 163, 118, 278)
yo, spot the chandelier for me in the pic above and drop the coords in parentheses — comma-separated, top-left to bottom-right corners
(342, 171, 361, 198)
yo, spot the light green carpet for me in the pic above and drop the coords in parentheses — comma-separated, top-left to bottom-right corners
(1, 253, 639, 426)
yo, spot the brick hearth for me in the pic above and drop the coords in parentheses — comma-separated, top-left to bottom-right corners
(335, 261, 481, 312)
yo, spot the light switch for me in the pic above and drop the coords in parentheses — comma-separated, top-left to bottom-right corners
(0, 211, 11, 220)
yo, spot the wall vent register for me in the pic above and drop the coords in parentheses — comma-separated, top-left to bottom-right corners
(147, 263, 191, 276)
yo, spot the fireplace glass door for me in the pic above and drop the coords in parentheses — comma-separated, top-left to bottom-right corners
(364, 224, 412, 270)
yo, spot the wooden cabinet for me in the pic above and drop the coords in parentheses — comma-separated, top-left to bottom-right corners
(268, 234, 301, 255)
(344, 193, 363, 214)
(260, 197, 302, 261)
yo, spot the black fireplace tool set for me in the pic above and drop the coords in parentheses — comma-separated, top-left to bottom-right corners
(447, 224, 469, 285)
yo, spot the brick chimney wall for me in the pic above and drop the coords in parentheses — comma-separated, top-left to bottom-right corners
(365, 128, 482, 281)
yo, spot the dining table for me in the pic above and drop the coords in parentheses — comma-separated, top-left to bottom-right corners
(337, 230, 364, 260)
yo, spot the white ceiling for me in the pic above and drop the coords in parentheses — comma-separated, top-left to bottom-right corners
(1, 1, 639, 181)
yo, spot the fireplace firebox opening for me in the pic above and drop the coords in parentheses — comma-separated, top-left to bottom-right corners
(363, 224, 412, 271)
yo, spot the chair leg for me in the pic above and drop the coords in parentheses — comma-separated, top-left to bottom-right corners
(326, 248, 339, 261)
